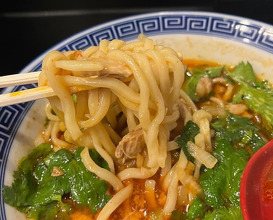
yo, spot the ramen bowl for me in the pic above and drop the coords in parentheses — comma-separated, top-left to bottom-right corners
(1, 11, 273, 220)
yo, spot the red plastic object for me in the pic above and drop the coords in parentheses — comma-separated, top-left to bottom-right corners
(240, 139, 273, 220)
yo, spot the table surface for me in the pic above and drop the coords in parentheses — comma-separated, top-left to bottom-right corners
(1, 0, 273, 78)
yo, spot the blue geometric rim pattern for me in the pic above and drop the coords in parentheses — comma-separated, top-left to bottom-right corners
(1, 11, 273, 219)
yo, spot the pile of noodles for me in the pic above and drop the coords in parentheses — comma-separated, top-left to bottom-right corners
(37, 34, 217, 219)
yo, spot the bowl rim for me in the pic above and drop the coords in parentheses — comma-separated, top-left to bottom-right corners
(18, 10, 273, 77)
(2, 10, 273, 220)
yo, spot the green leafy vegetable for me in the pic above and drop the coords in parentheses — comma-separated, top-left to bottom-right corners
(19, 143, 53, 171)
(44, 117, 50, 127)
(3, 144, 111, 219)
(175, 120, 200, 161)
(3, 170, 37, 208)
(211, 113, 265, 153)
(171, 210, 188, 220)
(185, 137, 246, 220)
(229, 61, 273, 128)
(183, 66, 223, 101)
(187, 197, 207, 219)
(173, 61, 270, 219)
(72, 93, 78, 103)
(203, 206, 243, 220)
(234, 82, 273, 129)
(200, 138, 249, 208)
(3, 143, 52, 208)
(201, 114, 264, 209)
(229, 61, 257, 84)
(185, 114, 265, 219)
(26, 195, 71, 220)
(88, 148, 110, 170)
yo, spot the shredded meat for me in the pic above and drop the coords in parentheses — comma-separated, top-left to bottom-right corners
(115, 126, 145, 162)
(228, 103, 248, 115)
(68, 51, 132, 79)
(196, 77, 213, 98)
(98, 58, 132, 79)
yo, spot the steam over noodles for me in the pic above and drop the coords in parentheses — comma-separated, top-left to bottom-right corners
(3, 34, 272, 219)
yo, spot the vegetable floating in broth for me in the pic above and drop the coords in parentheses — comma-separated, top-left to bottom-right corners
(3, 35, 273, 219)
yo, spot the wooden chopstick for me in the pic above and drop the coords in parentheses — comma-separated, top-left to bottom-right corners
(0, 71, 50, 107)
(0, 71, 46, 107)
(0, 86, 55, 107)
(0, 84, 94, 107)
(0, 71, 40, 88)
(0, 71, 92, 107)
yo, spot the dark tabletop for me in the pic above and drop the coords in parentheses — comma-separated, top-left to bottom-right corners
(1, 0, 273, 77)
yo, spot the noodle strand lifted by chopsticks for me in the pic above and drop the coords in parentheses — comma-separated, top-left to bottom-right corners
(39, 34, 185, 169)
(39, 34, 218, 217)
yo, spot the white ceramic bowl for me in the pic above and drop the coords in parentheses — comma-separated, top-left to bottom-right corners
(1, 11, 273, 220)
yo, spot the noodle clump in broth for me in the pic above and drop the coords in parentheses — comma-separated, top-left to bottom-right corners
(37, 34, 211, 218)
(7, 34, 270, 220)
